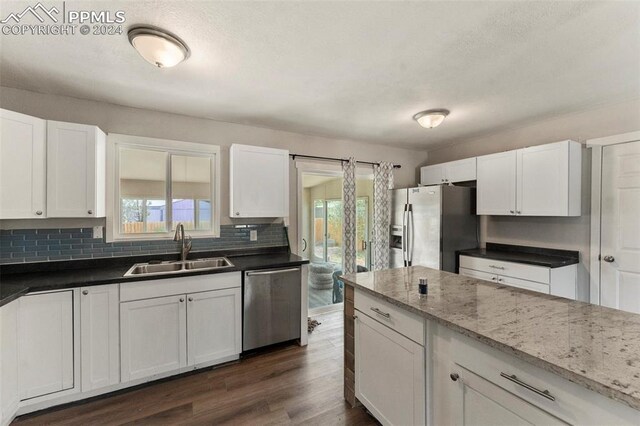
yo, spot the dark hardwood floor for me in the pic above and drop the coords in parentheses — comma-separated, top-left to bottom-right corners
(14, 310, 378, 425)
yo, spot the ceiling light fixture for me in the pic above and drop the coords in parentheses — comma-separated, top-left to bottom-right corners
(128, 26, 190, 68)
(413, 109, 450, 129)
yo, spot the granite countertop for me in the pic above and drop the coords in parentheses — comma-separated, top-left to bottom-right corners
(0, 250, 308, 307)
(458, 242, 579, 268)
(341, 266, 640, 411)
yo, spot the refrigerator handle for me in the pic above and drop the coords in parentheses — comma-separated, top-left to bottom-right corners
(402, 204, 408, 266)
(407, 204, 414, 265)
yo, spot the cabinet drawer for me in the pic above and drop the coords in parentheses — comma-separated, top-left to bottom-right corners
(498, 276, 549, 295)
(120, 272, 241, 302)
(355, 289, 424, 345)
(459, 256, 549, 284)
(459, 267, 497, 283)
(450, 331, 639, 425)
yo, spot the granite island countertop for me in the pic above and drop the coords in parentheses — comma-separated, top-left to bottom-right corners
(340, 265, 640, 411)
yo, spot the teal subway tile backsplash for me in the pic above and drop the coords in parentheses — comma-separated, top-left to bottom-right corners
(0, 224, 287, 264)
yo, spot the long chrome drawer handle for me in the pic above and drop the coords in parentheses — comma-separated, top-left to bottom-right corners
(500, 372, 555, 401)
(370, 307, 391, 318)
(489, 265, 505, 270)
(246, 268, 300, 276)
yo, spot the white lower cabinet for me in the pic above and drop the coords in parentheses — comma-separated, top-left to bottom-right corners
(17, 291, 75, 401)
(80, 285, 120, 392)
(1, 300, 19, 426)
(120, 295, 188, 382)
(452, 366, 565, 425)
(354, 289, 425, 426)
(187, 288, 242, 366)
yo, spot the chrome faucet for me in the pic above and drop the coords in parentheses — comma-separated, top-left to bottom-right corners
(173, 223, 192, 261)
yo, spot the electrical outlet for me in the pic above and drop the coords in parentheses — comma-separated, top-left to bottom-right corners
(93, 226, 103, 239)
(250, 230, 258, 241)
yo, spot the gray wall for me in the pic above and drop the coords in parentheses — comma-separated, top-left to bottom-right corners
(424, 98, 640, 301)
(0, 86, 430, 255)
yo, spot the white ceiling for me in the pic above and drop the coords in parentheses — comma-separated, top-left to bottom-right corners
(1, 1, 639, 149)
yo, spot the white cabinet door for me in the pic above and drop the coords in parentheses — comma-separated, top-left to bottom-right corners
(0, 109, 46, 219)
(47, 121, 106, 218)
(517, 141, 580, 216)
(1, 301, 19, 423)
(120, 295, 187, 382)
(444, 158, 477, 183)
(477, 151, 517, 215)
(451, 366, 566, 426)
(18, 291, 74, 400)
(187, 288, 241, 366)
(229, 144, 289, 218)
(80, 285, 120, 392)
(420, 164, 444, 186)
(355, 312, 425, 426)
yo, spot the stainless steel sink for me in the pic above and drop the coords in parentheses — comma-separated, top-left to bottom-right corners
(124, 257, 234, 277)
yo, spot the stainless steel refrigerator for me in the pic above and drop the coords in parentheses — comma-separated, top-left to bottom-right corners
(390, 185, 477, 272)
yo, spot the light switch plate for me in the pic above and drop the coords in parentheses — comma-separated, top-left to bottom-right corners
(250, 230, 257, 241)
(93, 226, 103, 239)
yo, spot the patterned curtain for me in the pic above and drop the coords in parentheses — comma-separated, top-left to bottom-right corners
(373, 162, 395, 270)
(342, 158, 357, 274)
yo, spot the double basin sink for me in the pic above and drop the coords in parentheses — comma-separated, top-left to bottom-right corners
(124, 257, 234, 277)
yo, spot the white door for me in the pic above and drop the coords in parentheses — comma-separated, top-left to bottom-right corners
(355, 312, 425, 426)
(517, 141, 576, 216)
(477, 151, 517, 215)
(1, 301, 19, 421)
(444, 158, 477, 183)
(47, 121, 105, 218)
(18, 291, 74, 400)
(420, 164, 444, 185)
(230, 144, 289, 217)
(120, 295, 187, 382)
(80, 285, 120, 392)
(451, 366, 566, 425)
(601, 141, 640, 313)
(0, 109, 46, 219)
(187, 288, 241, 366)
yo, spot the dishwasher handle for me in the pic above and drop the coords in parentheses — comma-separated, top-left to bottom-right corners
(246, 268, 301, 276)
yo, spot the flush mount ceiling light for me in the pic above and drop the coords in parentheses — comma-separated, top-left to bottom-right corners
(128, 26, 190, 68)
(413, 109, 450, 129)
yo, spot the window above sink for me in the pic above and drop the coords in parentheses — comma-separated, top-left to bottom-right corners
(106, 134, 221, 242)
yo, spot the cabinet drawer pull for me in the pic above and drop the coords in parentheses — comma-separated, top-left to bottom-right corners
(450, 373, 459, 382)
(82, 290, 89, 295)
(489, 265, 505, 270)
(500, 372, 555, 401)
(370, 307, 391, 319)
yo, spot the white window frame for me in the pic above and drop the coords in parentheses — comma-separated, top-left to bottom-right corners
(106, 134, 221, 242)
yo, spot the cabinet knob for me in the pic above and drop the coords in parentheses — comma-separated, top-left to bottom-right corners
(35, 210, 43, 216)
(87, 210, 93, 215)
(179, 298, 185, 303)
(603, 255, 615, 263)
(82, 290, 89, 295)
(516, 210, 521, 215)
(188, 297, 193, 302)
(450, 373, 460, 382)
(353, 315, 358, 320)
(235, 212, 240, 216)
(509, 210, 515, 214)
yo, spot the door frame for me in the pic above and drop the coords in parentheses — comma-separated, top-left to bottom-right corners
(295, 160, 374, 262)
(587, 131, 640, 305)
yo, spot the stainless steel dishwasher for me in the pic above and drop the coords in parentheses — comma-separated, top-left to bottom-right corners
(243, 267, 301, 351)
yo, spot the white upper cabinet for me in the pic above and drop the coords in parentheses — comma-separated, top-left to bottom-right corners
(47, 120, 106, 218)
(517, 141, 581, 216)
(0, 109, 46, 219)
(420, 158, 477, 186)
(229, 144, 289, 218)
(477, 140, 581, 216)
(477, 150, 517, 215)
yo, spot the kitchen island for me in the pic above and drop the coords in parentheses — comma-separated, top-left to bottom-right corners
(341, 265, 640, 425)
